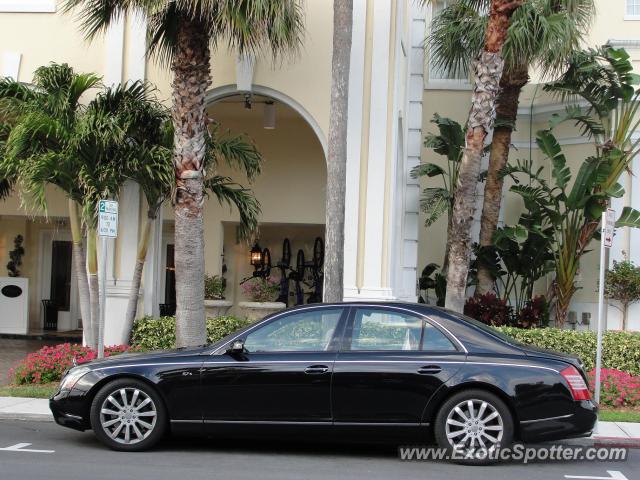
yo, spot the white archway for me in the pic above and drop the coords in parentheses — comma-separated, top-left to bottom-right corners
(205, 84, 328, 159)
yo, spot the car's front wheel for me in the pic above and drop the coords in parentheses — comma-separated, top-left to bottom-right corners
(434, 389, 514, 464)
(90, 378, 167, 451)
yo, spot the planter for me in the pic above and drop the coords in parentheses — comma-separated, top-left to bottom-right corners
(238, 301, 286, 323)
(204, 299, 233, 318)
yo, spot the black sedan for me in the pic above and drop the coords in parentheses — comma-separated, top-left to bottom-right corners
(50, 302, 597, 456)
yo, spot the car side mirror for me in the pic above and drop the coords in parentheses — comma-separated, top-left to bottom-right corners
(227, 339, 246, 355)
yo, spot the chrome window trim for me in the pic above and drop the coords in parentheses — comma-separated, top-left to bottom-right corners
(520, 413, 573, 424)
(94, 359, 558, 373)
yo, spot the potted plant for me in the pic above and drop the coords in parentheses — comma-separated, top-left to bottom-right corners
(238, 276, 285, 322)
(204, 274, 232, 318)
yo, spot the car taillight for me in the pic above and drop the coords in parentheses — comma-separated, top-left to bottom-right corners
(561, 366, 591, 401)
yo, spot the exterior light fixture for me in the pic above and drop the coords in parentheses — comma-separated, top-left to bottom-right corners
(250, 242, 263, 268)
(244, 93, 252, 110)
(263, 101, 276, 129)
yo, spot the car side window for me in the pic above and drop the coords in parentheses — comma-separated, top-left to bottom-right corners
(423, 321, 456, 352)
(350, 309, 423, 351)
(349, 309, 457, 352)
(243, 309, 342, 352)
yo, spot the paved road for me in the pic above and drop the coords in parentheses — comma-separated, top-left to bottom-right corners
(0, 420, 637, 480)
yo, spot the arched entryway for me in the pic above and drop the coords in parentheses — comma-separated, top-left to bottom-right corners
(159, 86, 327, 314)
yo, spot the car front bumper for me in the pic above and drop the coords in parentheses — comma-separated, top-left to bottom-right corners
(50, 388, 90, 432)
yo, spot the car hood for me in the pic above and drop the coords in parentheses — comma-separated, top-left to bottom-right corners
(83, 346, 208, 369)
(519, 344, 584, 371)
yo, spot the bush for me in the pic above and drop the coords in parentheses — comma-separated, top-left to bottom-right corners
(497, 327, 640, 375)
(241, 276, 279, 302)
(587, 369, 640, 407)
(464, 293, 512, 326)
(514, 295, 551, 328)
(130, 315, 251, 351)
(8, 343, 134, 385)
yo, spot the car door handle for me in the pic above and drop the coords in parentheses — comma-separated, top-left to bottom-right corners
(304, 365, 330, 374)
(417, 365, 442, 375)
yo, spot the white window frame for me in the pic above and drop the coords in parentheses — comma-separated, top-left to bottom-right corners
(425, 0, 471, 90)
(625, 0, 640, 20)
(0, 0, 56, 13)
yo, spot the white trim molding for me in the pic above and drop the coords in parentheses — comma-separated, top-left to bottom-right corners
(0, 0, 55, 12)
(607, 39, 640, 48)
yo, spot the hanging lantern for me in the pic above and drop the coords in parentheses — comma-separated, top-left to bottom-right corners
(250, 242, 263, 268)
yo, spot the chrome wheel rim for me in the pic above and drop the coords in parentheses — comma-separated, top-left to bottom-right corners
(99, 387, 157, 445)
(445, 399, 504, 450)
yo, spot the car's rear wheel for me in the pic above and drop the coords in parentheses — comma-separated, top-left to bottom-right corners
(434, 389, 513, 464)
(90, 378, 167, 451)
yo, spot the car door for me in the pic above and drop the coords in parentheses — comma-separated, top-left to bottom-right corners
(332, 306, 466, 425)
(200, 306, 347, 424)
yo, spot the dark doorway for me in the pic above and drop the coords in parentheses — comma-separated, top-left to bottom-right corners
(50, 240, 72, 311)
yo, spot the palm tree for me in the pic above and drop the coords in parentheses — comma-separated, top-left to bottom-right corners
(323, 0, 352, 303)
(0, 67, 161, 349)
(0, 64, 100, 346)
(64, 0, 305, 348)
(0, 124, 12, 200)
(121, 110, 263, 343)
(425, 0, 524, 312)
(429, 0, 595, 296)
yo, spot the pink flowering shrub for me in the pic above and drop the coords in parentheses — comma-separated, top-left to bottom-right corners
(241, 276, 279, 302)
(8, 343, 137, 385)
(587, 368, 640, 408)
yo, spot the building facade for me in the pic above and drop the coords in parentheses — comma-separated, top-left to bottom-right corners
(0, 0, 639, 343)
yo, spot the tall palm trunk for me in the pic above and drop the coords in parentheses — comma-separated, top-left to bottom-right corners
(69, 199, 92, 345)
(123, 213, 153, 344)
(475, 64, 529, 296)
(87, 227, 99, 350)
(445, 0, 523, 312)
(324, 0, 352, 303)
(172, 18, 210, 348)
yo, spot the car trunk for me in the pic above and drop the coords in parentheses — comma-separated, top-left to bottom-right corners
(518, 344, 589, 382)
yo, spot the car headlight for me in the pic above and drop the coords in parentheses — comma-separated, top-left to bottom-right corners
(59, 366, 90, 391)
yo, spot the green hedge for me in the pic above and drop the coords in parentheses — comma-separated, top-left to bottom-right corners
(497, 327, 640, 375)
(131, 316, 251, 351)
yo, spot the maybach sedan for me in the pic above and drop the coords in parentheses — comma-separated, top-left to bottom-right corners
(50, 302, 597, 458)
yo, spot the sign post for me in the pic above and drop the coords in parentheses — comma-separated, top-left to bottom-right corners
(594, 208, 614, 432)
(97, 200, 118, 359)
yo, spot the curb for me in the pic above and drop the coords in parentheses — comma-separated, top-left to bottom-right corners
(591, 436, 640, 449)
(0, 412, 53, 422)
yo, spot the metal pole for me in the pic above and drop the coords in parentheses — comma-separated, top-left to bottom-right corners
(594, 212, 607, 431)
(98, 235, 107, 359)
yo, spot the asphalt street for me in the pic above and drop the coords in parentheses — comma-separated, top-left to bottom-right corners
(0, 420, 637, 480)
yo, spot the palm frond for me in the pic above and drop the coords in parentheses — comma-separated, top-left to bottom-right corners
(207, 125, 262, 181)
(204, 174, 261, 240)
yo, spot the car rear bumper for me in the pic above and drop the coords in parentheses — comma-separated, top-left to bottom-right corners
(519, 400, 598, 443)
(49, 389, 90, 432)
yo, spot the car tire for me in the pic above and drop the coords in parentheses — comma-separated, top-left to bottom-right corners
(434, 389, 514, 465)
(90, 378, 167, 452)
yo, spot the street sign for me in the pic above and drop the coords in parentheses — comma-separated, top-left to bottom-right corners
(98, 200, 118, 238)
(603, 208, 615, 248)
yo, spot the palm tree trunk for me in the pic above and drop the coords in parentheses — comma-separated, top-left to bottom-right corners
(324, 0, 353, 303)
(69, 199, 92, 346)
(123, 213, 153, 344)
(87, 227, 99, 350)
(172, 17, 210, 348)
(475, 65, 529, 296)
(445, 0, 523, 312)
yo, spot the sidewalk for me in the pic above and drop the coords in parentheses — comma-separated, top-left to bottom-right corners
(0, 396, 639, 447)
(0, 397, 52, 421)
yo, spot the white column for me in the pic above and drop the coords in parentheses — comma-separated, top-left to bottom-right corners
(104, 181, 141, 345)
(359, 0, 393, 299)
